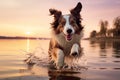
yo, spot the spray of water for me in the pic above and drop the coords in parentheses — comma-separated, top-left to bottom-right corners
(24, 41, 87, 72)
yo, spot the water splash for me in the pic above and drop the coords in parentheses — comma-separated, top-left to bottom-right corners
(24, 44, 87, 72)
(62, 52, 88, 72)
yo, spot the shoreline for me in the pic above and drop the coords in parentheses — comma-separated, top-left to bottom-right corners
(83, 37, 120, 42)
(0, 36, 50, 40)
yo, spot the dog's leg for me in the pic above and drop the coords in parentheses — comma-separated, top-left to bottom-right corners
(51, 48, 64, 69)
(56, 49, 64, 69)
(70, 43, 80, 57)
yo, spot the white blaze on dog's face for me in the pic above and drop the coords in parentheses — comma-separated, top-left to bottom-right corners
(63, 15, 75, 41)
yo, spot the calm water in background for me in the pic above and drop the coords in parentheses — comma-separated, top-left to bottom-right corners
(0, 39, 120, 80)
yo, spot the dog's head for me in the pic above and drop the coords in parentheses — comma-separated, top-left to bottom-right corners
(49, 2, 83, 41)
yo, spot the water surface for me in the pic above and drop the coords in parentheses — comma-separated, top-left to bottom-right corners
(0, 39, 120, 80)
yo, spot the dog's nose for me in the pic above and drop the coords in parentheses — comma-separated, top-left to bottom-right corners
(67, 29, 72, 34)
(71, 52, 78, 56)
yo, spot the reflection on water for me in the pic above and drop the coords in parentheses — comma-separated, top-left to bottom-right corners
(89, 40, 120, 58)
(49, 75, 81, 80)
(113, 41, 120, 58)
(25, 63, 84, 80)
(48, 71, 81, 80)
(0, 39, 120, 80)
(26, 39, 30, 52)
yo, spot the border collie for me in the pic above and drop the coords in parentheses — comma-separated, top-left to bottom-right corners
(48, 2, 83, 69)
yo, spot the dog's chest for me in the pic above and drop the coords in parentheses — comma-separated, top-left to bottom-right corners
(60, 41, 74, 55)
(55, 34, 81, 55)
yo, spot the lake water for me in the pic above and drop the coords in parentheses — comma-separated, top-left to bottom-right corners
(0, 39, 120, 80)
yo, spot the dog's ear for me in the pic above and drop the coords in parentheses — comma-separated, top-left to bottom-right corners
(70, 2, 83, 32)
(70, 2, 82, 16)
(49, 9, 62, 19)
(49, 9, 62, 30)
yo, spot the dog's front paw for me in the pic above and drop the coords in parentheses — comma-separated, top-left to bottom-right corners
(70, 43, 80, 57)
(56, 49, 64, 69)
(56, 61, 64, 69)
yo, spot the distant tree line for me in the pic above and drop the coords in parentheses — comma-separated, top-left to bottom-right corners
(90, 16, 120, 38)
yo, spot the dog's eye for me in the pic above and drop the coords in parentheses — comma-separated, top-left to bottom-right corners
(70, 20, 75, 24)
(60, 21, 66, 26)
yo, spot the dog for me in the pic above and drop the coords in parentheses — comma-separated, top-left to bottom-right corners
(48, 2, 83, 69)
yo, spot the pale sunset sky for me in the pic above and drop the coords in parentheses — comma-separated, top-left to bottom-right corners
(0, 0, 120, 38)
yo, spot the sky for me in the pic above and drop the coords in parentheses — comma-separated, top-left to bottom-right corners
(0, 0, 120, 38)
